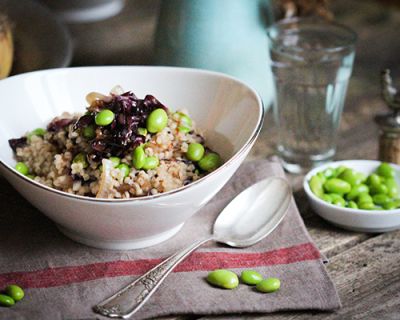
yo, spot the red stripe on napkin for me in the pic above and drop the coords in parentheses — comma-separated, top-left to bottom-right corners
(0, 242, 320, 289)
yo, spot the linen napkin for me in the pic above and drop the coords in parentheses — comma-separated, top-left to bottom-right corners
(0, 160, 340, 320)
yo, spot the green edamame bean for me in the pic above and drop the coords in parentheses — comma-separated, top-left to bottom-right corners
(309, 175, 324, 198)
(332, 197, 346, 207)
(346, 184, 369, 201)
(72, 153, 88, 168)
(179, 112, 192, 127)
(376, 162, 395, 178)
(146, 108, 168, 133)
(176, 112, 192, 133)
(338, 168, 365, 186)
(256, 277, 281, 293)
(137, 127, 147, 136)
(347, 201, 358, 209)
(117, 163, 131, 177)
(5, 285, 24, 302)
(323, 167, 335, 178)
(321, 194, 333, 203)
(178, 126, 191, 133)
(323, 178, 351, 195)
(383, 199, 400, 210)
(26, 174, 35, 179)
(357, 193, 373, 205)
(372, 194, 391, 205)
(15, 162, 29, 175)
(0, 294, 14, 307)
(359, 202, 378, 210)
(27, 128, 46, 141)
(384, 178, 399, 198)
(95, 109, 115, 126)
(207, 269, 239, 289)
(83, 125, 96, 139)
(240, 270, 263, 285)
(370, 183, 388, 195)
(198, 153, 221, 172)
(367, 174, 381, 188)
(186, 143, 205, 162)
(316, 172, 327, 184)
(334, 166, 347, 177)
(109, 157, 121, 167)
(142, 156, 159, 170)
(132, 147, 146, 169)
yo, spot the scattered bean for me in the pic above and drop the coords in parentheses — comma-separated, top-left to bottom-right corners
(109, 157, 121, 168)
(0, 294, 14, 307)
(142, 156, 159, 170)
(5, 285, 24, 302)
(83, 125, 96, 139)
(132, 147, 146, 169)
(117, 163, 130, 177)
(146, 108, 168, 133)
(15, 162, 29, 175)
(95, 109, 115, 126)
(240, 270, 263, 285)
(198, 153, 221, 172)
(186, 143, 205, 162)
(207, 269, 239, 289)
(72, 153, 88, 169)
(256, 277, 281, 293)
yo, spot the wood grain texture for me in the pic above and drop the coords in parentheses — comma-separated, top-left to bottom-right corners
(198, 231, 400, 320)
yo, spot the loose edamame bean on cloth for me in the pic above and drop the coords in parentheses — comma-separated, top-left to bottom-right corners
(5, 285, 24, 302)
(256, 277, 281, 293)
(240, 270, 263, 285)
(309, 162, 400, 210)
(0, 294, 15, 307)
(207, 269, 239, 289)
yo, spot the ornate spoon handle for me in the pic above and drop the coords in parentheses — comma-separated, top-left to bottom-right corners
(94, 237, 212, 319)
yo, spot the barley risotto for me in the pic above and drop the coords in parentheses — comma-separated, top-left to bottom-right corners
(8, 87, 222, 199)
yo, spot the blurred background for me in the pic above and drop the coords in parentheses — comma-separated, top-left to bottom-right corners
(1, 0, 399, 160)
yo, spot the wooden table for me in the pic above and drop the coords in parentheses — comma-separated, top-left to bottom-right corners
(10, 0, 400, 318)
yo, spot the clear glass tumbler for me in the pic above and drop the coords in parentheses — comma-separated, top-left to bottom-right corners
(267, 18, 357, 173)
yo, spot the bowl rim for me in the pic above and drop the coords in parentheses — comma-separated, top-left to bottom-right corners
(0, 65, 265, 203)
(303, 159, 400, 216)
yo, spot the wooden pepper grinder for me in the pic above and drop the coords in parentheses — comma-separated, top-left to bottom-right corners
(375, 69, 400, 164)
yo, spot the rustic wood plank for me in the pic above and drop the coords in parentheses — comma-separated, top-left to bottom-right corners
(198, 230, 400, 320)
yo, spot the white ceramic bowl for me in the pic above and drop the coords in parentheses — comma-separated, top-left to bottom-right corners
(0, 66, 264, 249)
(304, 160, 400, 233)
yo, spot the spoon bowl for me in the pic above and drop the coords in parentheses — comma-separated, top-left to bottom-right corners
(95, 176, 292, 319)
(214, 177, 291, 247)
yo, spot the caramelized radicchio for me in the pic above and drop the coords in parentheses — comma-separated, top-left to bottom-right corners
(8, 137, 27, 152)
(74, 91, 168, 160)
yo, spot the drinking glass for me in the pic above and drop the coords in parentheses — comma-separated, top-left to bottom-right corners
(267, 18, 357, 173)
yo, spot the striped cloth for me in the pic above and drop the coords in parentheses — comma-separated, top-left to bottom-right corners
(0, 160, 340, 319)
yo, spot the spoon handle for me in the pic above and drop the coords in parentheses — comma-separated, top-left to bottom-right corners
(94, 237, 212, 319)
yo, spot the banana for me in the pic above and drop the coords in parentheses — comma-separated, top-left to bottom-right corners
(0, 14, 14, 79)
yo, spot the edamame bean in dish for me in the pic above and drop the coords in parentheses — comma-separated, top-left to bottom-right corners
(8, 87, 222, 199)
(309, 163, 400, 210)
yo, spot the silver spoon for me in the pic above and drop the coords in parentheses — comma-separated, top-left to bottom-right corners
(94, 177, 292, 319)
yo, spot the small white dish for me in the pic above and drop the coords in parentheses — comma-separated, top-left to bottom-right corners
(303, 160, 400, 233)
